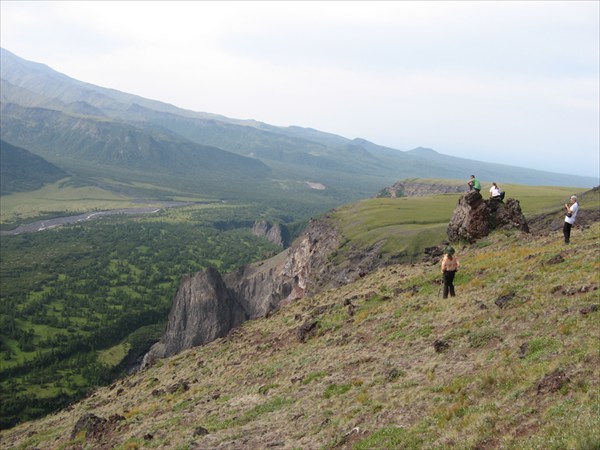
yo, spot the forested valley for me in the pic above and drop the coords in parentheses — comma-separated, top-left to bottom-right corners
(0, 203, 293, 429)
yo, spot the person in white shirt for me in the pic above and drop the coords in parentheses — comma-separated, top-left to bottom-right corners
(489, 182, 502, 201)
(563, 195, 579, 244)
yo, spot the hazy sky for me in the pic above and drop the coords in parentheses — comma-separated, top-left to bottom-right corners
(1, 1, 599, 178)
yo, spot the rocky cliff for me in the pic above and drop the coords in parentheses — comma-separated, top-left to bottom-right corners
(144, 216, 344, 364)
(377, 180, 465, 198)
(251, 220, 290, 247)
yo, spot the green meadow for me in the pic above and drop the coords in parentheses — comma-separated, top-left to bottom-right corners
(330, 182, 589, 262)
(0, 179, 133, 224)
(0, 177, 226, 225)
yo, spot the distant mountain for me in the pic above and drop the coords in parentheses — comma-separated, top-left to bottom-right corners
(1, 47, 596, 207)
(0, 140, 67, 195)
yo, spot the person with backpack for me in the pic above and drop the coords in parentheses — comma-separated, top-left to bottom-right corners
(563, 195, 579, 244)
(468, 175, 481, 192)
(441, 246, 460, 299)
(489, 182, 503, 201)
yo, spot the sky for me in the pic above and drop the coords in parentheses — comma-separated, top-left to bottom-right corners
(1, 1, 599, 178)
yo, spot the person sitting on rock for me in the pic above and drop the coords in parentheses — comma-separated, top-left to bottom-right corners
(468, 175, 481, 192)
(441, 246, 460, 299)
(489, 182, 502, 201)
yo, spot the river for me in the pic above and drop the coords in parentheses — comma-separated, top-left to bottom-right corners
(0, 202, 198, 236)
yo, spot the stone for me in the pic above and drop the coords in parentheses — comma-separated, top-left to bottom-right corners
(193, 426, 209, 436)
(537, 369, 569, 394)
(447, 191, 529, 243)
(297, 320, 318, 343)
(495, 292, 516, 308)
(433, 339, 450, 353)
(580, 304, 598, 315)
(447, 191, 491, 242)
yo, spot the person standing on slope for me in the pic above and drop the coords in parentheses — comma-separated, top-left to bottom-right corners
(441, 246, 460, 299)
(563, 195, 579, 244)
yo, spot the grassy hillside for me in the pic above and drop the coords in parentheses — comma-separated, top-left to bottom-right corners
(0, 140, 67, 195)
(329, 182, 590, 263)
(1, 218, 597, 449)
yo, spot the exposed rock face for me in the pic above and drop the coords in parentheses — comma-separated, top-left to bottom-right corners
(493, 198, 529, 233)
(447, 191, 529, 242)
(447, 190, 491, 242)
(145, 268, 247, 362)
(144, 217, 343, 364)
(378, 180, 465, 198)
(252, 221, 289, 247)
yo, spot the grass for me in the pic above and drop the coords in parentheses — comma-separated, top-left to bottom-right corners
(328, 182, 589, 263)
(1, 182, 598, 448)
(0, 179, 137, 224)
(2, 219, 598, 449)
(352, 426, 426, 449)
(97, 343, 132, 367)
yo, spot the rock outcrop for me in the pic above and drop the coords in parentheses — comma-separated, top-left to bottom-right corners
(144, 268, 247, 362)
(377, 180, 465, 198)
(447, 190, 528, 242)
(251, 221, 289, 247)
(144, 217, 344, 364)
(447, 190, 491, 242)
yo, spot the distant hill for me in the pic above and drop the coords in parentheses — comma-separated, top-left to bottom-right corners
(1, 47, 596, 209)
(0, 103, 270, 186)
(0, 140, 67, 195)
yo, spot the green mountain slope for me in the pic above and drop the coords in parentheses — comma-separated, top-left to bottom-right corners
(0, 103, 272, 196)
(1, 217, 597, 449)
(1, 47, 596, 197)
(0, 140, 67, 195)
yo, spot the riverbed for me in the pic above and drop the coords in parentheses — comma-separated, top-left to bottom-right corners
(0, 202, 195, 236)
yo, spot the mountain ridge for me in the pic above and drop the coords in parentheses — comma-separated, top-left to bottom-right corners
(0, 140, 67, 195)
(1, 47, 596, 198)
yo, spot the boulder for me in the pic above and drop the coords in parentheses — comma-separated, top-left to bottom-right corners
(493, 198, 529, 233)
(447, 191, 529, 243)
(447, 190, 490, 242)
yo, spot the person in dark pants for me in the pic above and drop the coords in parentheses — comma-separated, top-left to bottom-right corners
(441, 246, 460, 299)
(563, 195, 579, 244)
